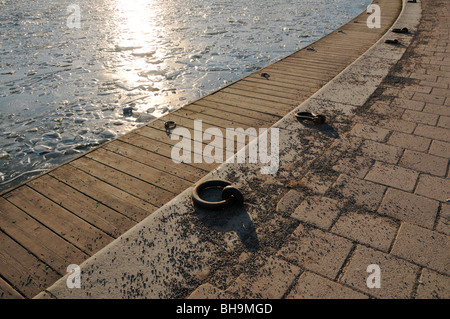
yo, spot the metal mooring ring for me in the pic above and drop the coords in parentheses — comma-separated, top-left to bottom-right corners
(192, 180, 244, 209)
(164, 120, 176, 130)
(295, 111, 326, 125)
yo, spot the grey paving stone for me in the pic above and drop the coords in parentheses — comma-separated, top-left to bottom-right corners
(340, 245, 420, 299)
(331, 174, 386, 211)
(365, 161, 419, 192)
(391, 223, 450, 275)
(331, 211, 399, 252)
(416, 268, 450, 299)
(277, 224, 353, 280)
(286, 271, 368, 299)
(291, 196, 342, 230)
(378, 188, 439, 229)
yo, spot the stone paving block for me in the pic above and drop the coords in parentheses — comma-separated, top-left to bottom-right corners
(416, 269, 450, 299)
(428, 140, 450, 158)
(396, 87, 416, 100)
(226, 256, 300, 299)
(415, 174, 450, 201)
(275, 189, 304, 216)
(436, 203, 450, 235)
(330, 135, 365, 155)
(401, 84, 432, 95)
(188, 283, 234, 299)
(369, 102, 403, 117)
(378, 188, 439, 229)
(412, 92, 446, 105)
(277, 224, 353, 280)
(423, 103, 450, 117)
(437, 76, 450, 85)
(420, 80, 448, 90)
(331, 211, 399, 252)
(286, 271, 368, 299)
(331, 174, 386, 211)
(378, 118, 417, 134)
(437, 115, 450, 128)
(391, 223, 450, 275)
(430, 87, 450, 98)
(340, 245, 419, 299)
(380, 86, 401, 97)
(332, 156, 373, 179)
(414, 124, 450, 143)
(291, 196, 342, 230)
(365, 161, 419, 192)
(391, 97, 425, 111)
(410, 73, 437, 82)
(402, 109, 439, 125)
(300, 171, 334, 195)
(312, 72, 381, 106)
(399, 149, 448, 176)
(349, 124, 390, 142)
(387, 131, 431, 152)
(360, 140, 403, 164)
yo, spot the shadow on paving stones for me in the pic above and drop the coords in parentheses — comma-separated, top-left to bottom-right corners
(191, 188, 260, 253)
(296, 118, 340, 139)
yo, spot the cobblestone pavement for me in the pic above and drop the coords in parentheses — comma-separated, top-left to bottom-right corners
(188, 0, 449, 299)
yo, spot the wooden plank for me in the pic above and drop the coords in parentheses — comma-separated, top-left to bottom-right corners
(0, 197, 87, 275)
(277, 57, 346, 70)
(230, 81, 304, 100)
(192, 99, 281, 123)
(137, 124, 244, 158)
(144, 115, 257, 158)
(308, 42, 376, 53)
(202, 93, 289, 117)
(49, 165, 155, 222)
(119, 130, 236, 170)
(277, 59, 347, 71)
(241, 76, 318, 92)
(290, 50, 361, 60)
(131, 123, 227, 152)
(203, 91, 291, 116)
(0, 232, 61, 298)
(0, 276, 24, 299)
(4, 186, 114, 255)
(86, 148, 192, 194)
(158, 108, 262, 134)
(118, 132, 201, 165)
(205, 91, 293, 116)
(260, 65, 338, 81)
(70, 157, 175, 207)
(221, 87, 299, 105)
(282, 53, 351, 65)
(184, 103, 274, 127)
(27, 175, 136, 239)
(246, 70, 327, 87)
(103, 140, 209, 182)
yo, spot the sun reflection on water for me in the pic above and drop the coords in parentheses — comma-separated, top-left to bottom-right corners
(109, 0, 171, 113)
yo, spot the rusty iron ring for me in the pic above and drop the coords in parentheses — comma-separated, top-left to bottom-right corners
(295, 111, 326, 125)
(192, 180, 244, 209)
(164, 120, 176, 130)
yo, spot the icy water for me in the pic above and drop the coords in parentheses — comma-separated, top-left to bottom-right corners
(0, 0, 370, 191)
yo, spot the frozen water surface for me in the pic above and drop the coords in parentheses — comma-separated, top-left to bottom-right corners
(0, 0, 370, 191)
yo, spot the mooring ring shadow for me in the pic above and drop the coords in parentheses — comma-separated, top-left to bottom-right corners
(295, 116, 340, 139)
(191, 187, 259, 252)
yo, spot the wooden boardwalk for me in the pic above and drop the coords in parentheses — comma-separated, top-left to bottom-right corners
(0, 0, 401, 299)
